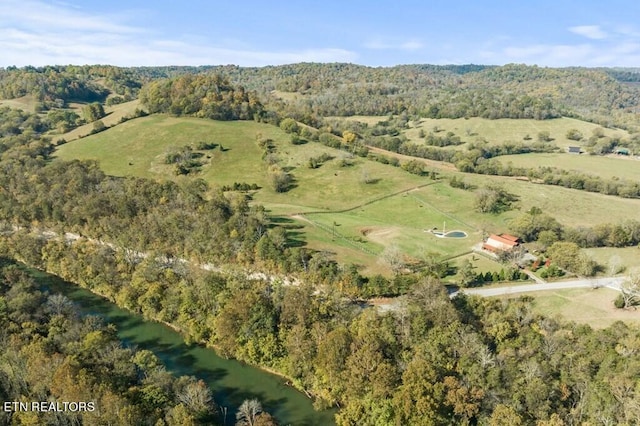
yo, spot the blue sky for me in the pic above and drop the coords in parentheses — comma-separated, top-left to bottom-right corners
(1, 0, 640, 67)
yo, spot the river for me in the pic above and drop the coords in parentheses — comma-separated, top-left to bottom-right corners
(29, 267, 336, 426)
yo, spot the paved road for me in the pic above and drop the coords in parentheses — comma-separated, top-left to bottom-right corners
(453, 276, 626, 298)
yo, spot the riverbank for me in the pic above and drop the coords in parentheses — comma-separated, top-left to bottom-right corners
(19, 261, 336, 426)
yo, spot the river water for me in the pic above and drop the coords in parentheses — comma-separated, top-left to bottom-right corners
(31, 268, 336, 426)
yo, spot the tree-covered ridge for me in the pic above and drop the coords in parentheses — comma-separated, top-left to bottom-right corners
(203, 63, 639, 125)
(3, 63, 640, 127)
(139, 74, 264, 120)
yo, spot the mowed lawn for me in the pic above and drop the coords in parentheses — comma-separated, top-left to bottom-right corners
(499, 288, 640, 329)
(497, 152, 640, 181)
(403, 116, 628, 150)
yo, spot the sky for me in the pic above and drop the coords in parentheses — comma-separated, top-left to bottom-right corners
(1, 0, 640, 68)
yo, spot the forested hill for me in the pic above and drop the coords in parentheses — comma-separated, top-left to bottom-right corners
(1, 63, 640, 127)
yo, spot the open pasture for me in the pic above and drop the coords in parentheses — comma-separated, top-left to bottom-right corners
(498, 288, 640, 329)
(404, 117, 629, 150)
(0, 95, 40, 112)
(305, 188, 480, 261)
(583, 246, 640, 275)
(452, 173, 640, 228)
(55, 116, 640, 274)
(58, 99, 142, 141)
(497, 152, 640, 181)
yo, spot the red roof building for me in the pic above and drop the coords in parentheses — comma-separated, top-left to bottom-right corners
(483, 234, 520, 252)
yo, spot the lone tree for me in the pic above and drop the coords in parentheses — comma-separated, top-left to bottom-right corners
(236, 399, 262, 426)
(616, 271, 640, 309)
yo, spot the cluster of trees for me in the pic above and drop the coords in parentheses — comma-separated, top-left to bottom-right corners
(0, 152, 270, 267)
(139, 74, 264, 121)
(0, 106, 48, 138)
(545, 242, 599, 277)
(81, 102, 105, 122)
(0, 259, 218, 425)
(510, 208, 640, 249)
(256, 133, 293, 193)
(457, 259, 529, 287)
(307, 152, 333, 169)
(221, 182, 260, 192)
(165, 145, 204, 175)
(423, 131, 464, 147)
(474, 185, 518, 214)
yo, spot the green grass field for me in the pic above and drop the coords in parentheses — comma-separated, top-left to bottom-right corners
(55, 115, 283, 184)
(54, 115, 640, 275)
(451, 173, 640, 228)
(498, 288, 640, 329)
(58, 99, 142, 141)
(0, 95, 40, 112)
(583, 247, 640, 275)
(404, 116, 629, 149)
(497, 152, 640, 181)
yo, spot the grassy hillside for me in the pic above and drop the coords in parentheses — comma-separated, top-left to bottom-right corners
(0, 94, 40, 112)
(54, 115, 640, 275)
(403, 117, 629, 149)
(497, 152, 640, 181)
(56, 115, 276, 182)
(57, 99, 141, 141)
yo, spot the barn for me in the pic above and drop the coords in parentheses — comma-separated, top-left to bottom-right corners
(483, 234, 520, 252)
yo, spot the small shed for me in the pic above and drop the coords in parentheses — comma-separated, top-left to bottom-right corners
(567, 146, 581, 154)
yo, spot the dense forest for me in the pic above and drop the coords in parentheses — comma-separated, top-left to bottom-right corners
(2, 63, 640, 127)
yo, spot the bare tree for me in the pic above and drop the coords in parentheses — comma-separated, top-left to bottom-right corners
(177, 379, 215, 417)
(619, 271, 640, 309)
(236, 399, 262, 426)
(379, 245, 405, 275)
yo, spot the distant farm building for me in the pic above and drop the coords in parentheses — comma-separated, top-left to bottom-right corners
(483, 234, 520, 252)
(567, 146, 581, 154)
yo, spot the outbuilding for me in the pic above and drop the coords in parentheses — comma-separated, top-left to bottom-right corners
(483, 234, 520, 252)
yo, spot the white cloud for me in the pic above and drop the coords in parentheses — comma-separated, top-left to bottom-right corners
(482, 41, 640, 67)
(0, 0, 357, 66)
(364, 38, 424, 51)
(569, 25, 608, 40)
